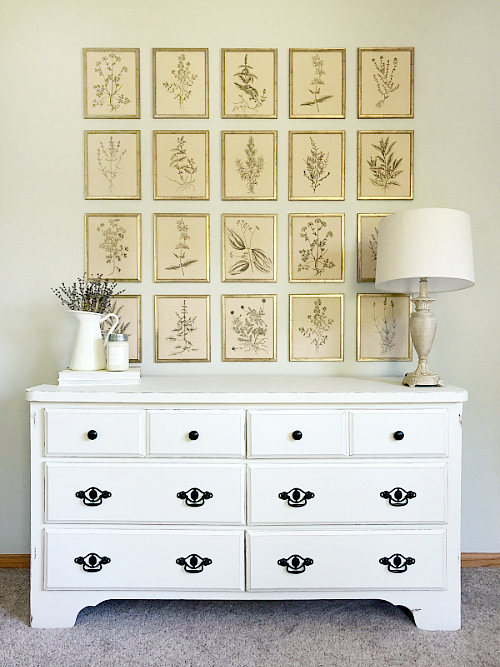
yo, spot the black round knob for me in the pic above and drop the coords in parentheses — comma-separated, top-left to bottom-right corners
(188, 431, 199, 441)
(87, 430, 98, 441)
(292, 430, 303, 441)
(393, 431, 405, 441)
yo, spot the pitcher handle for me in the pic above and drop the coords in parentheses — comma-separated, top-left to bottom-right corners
(100, 313, 119, 347)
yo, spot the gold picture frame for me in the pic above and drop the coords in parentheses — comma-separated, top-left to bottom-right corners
(221, 48, 277, 119)
(83, 48, 140, 119)
(358, 47, 414, 119)
(155, 295, 210, 362)
(289, 131, 345, 200)
(289, 294, 344, 362)
(289, 213, 344, 283)
(153, 48, 209, 118)
(154, 213, 210, 283)
(222, 214, 277, 283)
(357, 293, 412, 361)
(84, 130, 141, 200)
(222, 131, 277, 201)
(357, 213, 389, 282)
(153, 130, 209, 200)
(222, 294, 276, 362)
(357, 130, 414, 200)
(289, 48, 346, 119)
(103, 295, 142, 363)
(85, 213, 141, 282)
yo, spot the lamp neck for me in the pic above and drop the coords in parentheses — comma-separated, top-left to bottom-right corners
(412, 277, 434, 312)
(419, 277, 428, 298)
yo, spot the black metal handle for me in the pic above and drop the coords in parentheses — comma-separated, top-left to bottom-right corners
(393, 430, 405, 441)
(176, 554, 212, 573)
(75, 487, 112, 506)
(291, 430, 303, 441)
(74, 553, 111, 572)
(188, 430, 199, 441)
(87, 430, 98, 441)
(177, 487, 213, 507)
(379, 553, 415, 573)
(278, 488, 315, 507)
(380, 487, 416, 506)
(278, 554, 313, 574)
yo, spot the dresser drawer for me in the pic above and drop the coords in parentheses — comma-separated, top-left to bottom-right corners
(350, 410, 448, 456)
(247, 529, 446, 590)
(248, 410, 347, 458)
(45, 409, 145, 457)
(248, 463, 446, 524)
(45, 463, 245, 525)
(44, 529, 245, 591)
(148, 410, 245, 457)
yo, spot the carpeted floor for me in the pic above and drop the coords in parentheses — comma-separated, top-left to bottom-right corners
(1, 568, 499, 667)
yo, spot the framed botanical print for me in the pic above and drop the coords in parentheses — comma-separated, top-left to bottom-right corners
(221, 48, 277, 118)
(358, 47, 414, 118)
(357, 293, 412, 361)
(154, 213, 210, 282)
(357, 131, 413, 200)
(104, 295, 142, 363)
(83, 48, 140, 118)
(222, 294, 276, 362)
(289, 294, 344, 362)
(289, 48, 345, 119)
(289, 131, 345, 200)
(153, 48, 209, 118)
(357, 213, 389, 282)
(85, 213, 141, 282)
(153, 130, 209, 200)
(84, 131, 141, 200)
(222, 131, 277, 201)
(222, 214, 276, 283)
(155, 295, 210, 362)
(289, 213, 344, 282)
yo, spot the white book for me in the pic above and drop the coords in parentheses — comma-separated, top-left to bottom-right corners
(58, 368, 141, 386)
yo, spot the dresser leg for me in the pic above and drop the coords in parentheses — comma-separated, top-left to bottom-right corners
(409, 598, 461, 631)
(30, 595, 86, 628)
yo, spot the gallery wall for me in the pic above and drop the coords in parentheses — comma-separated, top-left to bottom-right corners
(1, 0, 499, 553)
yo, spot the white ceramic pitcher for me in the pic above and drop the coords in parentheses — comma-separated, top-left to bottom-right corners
(69, 311, 119, 371)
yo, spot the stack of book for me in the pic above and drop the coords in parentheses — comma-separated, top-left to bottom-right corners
(58, 368, 141, 386)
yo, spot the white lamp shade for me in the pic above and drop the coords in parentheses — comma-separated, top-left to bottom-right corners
(375, 208, 475, 293)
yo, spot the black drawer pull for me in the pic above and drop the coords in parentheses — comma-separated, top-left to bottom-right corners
(87, 430, 98, 441)
(393, 430, 405, 441)
(177, 487, 213, 507)
(379, 553, 415, 573)
(176, 554, 212, 573)
(188, 430, 199, 441)
(75, 487, 112, 506)
(291, 430, 303, 441)
(278, 554, 313, 574)
(380, 487, 416, 506)
(278, 488, 315, 507)
(74, 553, 111, 572)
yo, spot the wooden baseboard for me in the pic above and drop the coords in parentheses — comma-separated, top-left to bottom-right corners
(0, 554, 31, 568)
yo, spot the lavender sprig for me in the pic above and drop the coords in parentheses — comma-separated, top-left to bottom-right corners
(52, 275, 125, 314)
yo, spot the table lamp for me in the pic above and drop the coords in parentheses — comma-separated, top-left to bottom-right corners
(375, 208, 475, 387)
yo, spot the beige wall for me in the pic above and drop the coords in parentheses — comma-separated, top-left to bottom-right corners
(1, 0, 499, 553)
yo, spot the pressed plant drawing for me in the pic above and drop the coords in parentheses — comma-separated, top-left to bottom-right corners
(163, 54, 198, 109)
(232, 54, 266, 112)
(92, 53, 131, 113)
(227, 219, 272, 277)
(367, 137, 403, 191)
(298, 298, 334, 355)
(372, 55, 399, 108)
(235, 136, 265, 194)
(103, 300, 131, 337)
(297, 218, 335, 277)
(164, 218, 199, 276)
(303, 137, 330, 193)
(97, 218, 129, 275)
(230, 299, 269, 355)
(97, 136, 127, 193)
(300, 53, 333, 111)
(168, 136, 197, 191)
(373, 297, 397, 354)
(368, 226, 379, 265)
(165, 299, 198, 356)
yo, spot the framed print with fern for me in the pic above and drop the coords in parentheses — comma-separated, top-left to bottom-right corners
(104, 295, 142, 363)
(222, 131, 277, 201)
(289, 294, 344, 362)
(357, 213, 389, 282)
(222, 214, 276, 283)
(289, 213, 344, 283)
(357, 131, 413, 200)
(83, 48, 140, 119)
(289, 49, 345, 119)
(356, 293, 412, 362)
(222, 295, 276, 362)
(221, 49, 277, 119)
(154, 213, 210, 283)
(155, 295, 210, 362)
(358, 47, 414, 118)
(85, 213, 141, 282)
(289, 131, 345, 200)
(153, 48, 208, 118)
(153, 130, 209, 200)
(84, 131, 141, 200)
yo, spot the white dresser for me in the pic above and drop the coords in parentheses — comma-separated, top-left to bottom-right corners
(26, 376, 467, 630)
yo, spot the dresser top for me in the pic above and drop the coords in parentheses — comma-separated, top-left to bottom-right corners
(26, 376, 467, 404)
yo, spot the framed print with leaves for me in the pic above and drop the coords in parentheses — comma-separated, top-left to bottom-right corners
(84, 131, 141, 200)
(221, 49, 277, 118)
(153, 130, 209, 200)
(85, 213, 141, 282)
(222, 294, 276, 362)
(358, 47, 414, 118)
(154, 213, 210, 283)
(222, 131, 277, 201)
(83, 48, 140, 118)
(357, 131, 413, 200)
(289, 131, 345, 201)
(289, 294, 344, 362)
(222, 214, 276, 283)
(357, 213, 389, 282)
(155, 295, 210, 363)
(289, 49, 345, 119)
(153, 48, 208, 118)
(289, 213, 344, 283)
(357, 293, 412, 362)
(104, 295, 142, 363)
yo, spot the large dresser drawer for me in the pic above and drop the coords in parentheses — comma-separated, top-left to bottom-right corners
(247, 463, 447, 524)
(44, 529, 245, 591)
(247, 529, 446, 590)
(45, 463, 245, 525)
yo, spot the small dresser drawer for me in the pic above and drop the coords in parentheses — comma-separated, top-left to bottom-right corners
(45, 409, 145, 457)
(45, 463, 245, 525)
(248, 410, 347, 458)
(247, 529, 446, 590)
(44, 529, 245, 591)
(148, 410, 245, 457)
(350, 410, 448, 456)
(248, 463, 446, 524)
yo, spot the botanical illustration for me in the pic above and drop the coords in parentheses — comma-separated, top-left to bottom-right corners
(236, 136, 264, 194)
(222, 132, 276, 200)
(298, 298, 334, 354)
(97, 136, 127, 193)
(163, 54, 198, 109)
(169, 136, 197, 192)
(85, 131, 140, 200)
(358, 131, 413, 200)
(300, 54, 333, 111)
(156, 295, 210, 362)
(297, 218, 334, 277)
(358, 48, 414, 118)
(372, 55, 399, 108)
(97, 218, 129, 275)
(290, 214, 344, 282)
(165, 299, 198, 356)
(154, 214, 209, 283)
(289, 49, 345, 119)
(357, 293, 411, 361)
(92, 53, 131, 112)
(101, 295, 141, 362)
(223, 215, 275, 282)
(357, 214, 385, 282)
(289, 131, 344, 200)
(233, 54, 266, 113)
(290, 294, 343, 361)
(164, 218, 198, 275)
(367, 136, 403, 191)
(373, 296, 397, 354)
(223, 295, 276, 361)
(154, 131, 208, 200)
(153, 49, 208, 118)
(303, 137, 330, 193)
(222, 49, 277, 118)
(84, 49, 139, 118)
(85, 213, 140, 282)
(231, 300, 268, 355)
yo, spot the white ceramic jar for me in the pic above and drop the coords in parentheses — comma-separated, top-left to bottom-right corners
(106, 333, 129, 371)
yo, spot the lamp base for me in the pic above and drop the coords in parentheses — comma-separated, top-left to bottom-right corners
(403, 371, 444, 387)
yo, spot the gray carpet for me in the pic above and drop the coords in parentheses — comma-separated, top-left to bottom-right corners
(1, 569, 499, 667)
